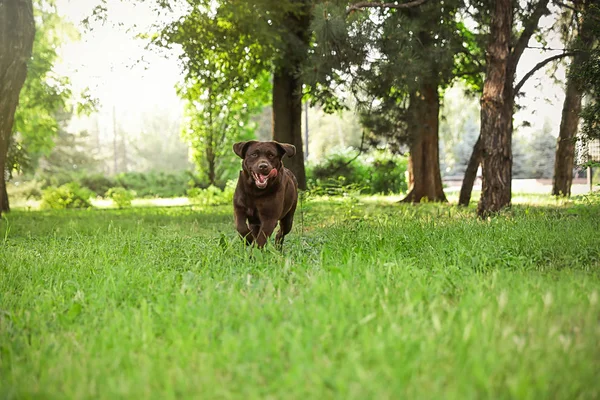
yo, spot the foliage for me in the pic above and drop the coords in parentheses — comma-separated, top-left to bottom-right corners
(152, 1, 303, 88)
(114, 171, 196, 198)
(179, 70, 270, 186)
(308, 0, 480, 150)
(187, 180, 236, 206)
(40, 183, 93, 210)
(77, 174, 116, 197)
(566, 1, 600, 142)
(139, 1, 305, 186)
(28, 170, 198, 198)
(307, 149, 408, 194)
(105, 187, 136, 208)
(1, 198, 599, 398)
(9, 0, 80, 177)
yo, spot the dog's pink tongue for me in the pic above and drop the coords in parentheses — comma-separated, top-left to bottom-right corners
(267, 168, 278, 179)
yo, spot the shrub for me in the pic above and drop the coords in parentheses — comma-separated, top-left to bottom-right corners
(369, 153, 409, 194)
(79, 174, 116, 196)
(115, 171, 193, 198)
(40, 183, 94, 210)
(105, 187, 136, 208)
(187, 180, 236, 206)
(308, 149, 370, 186)
(307, 149, 408, 195)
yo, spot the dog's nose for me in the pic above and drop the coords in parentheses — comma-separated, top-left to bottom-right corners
(258, 162, 269, 171)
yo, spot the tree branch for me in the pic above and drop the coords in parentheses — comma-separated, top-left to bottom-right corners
(514, 51, 578, 93)
(526, 45, 569, 51)
(346, 0, 428, 14)
(511, 0, 551, 67)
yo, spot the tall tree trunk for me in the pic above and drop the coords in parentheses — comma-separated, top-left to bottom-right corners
(477, 0, 549, 217)
(271, 0, 311, 191)
(458, 135, 482, 206)
(552, 3, 592, 197)
(552, 78, 583, 197)
(272, 69, 307, 190)
(477, 0, 513, 217)
(0, 0, 36, 216)
(401, 83, 447, 203)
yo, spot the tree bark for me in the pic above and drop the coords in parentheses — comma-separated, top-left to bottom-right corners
(401, 84, 447, 203)
(271, 0, 311, 191)
(0, 0, 36, 216)
(552, 2, 592, 197)
(272, 69, 307, 190)
(477, 0, 513, 217)
(458, 135, 482, 206)
(552, 78, 582, 197)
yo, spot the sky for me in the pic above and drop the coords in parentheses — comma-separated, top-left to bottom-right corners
(52, 0, 568, 145)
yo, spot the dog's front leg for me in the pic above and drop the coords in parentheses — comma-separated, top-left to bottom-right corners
(255, 219, 278, 248)
(234, 208, 253, 244)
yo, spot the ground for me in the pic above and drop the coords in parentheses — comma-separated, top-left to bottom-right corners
(1, 194, 599, 399)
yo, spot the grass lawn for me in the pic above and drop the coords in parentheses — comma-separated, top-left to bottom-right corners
(1, 195, 599, 399)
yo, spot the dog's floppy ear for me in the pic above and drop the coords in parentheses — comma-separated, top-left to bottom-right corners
(233, 141, 257, 158)
(274, 142, 296, 158)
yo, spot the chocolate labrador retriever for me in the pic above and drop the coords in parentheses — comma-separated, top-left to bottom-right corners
(232, 140, 298, 248)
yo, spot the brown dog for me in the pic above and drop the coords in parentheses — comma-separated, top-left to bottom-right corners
(232, 140, 298, 248)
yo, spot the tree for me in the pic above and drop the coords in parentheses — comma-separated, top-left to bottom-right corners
(1, 0, 82, 213)
(0, 0, 36, 215)
(457, 0, 565, 211)
(553, 0, 600, 196)
(309, 0, 476, 202)
(179, 68, 270, 186)
(477, 0, 517, 216)
(152, 0, 312, 189)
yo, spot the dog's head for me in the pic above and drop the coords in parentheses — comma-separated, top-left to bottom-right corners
(233, 140, 296, 189)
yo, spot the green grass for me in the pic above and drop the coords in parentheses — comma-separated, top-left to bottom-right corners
(1, 196, 599, 399)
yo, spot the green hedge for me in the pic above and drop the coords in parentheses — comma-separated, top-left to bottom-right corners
(307, 150, 408, 195)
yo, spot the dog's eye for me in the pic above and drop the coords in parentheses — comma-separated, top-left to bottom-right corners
(267, 153, 275, 158)
(250, 153, 258, 158)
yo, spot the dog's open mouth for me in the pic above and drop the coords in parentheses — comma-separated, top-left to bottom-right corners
(252, 169, 278, 189)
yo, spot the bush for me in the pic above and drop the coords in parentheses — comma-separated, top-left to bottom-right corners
(105, 187, 136, 208)
(115, 171, 194, 198)
(40, 183, 94, 210)
(307, 149, 408, 195)
(187, 180, 236, 206)
(369, 153, 409, 194)
(308, 149, 370, 186)
(79, 174, 116, 196)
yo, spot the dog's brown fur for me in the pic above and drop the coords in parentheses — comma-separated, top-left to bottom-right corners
(232, 140, 298, 248)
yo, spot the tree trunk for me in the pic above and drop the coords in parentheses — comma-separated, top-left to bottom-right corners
(552, 78, 582, 197)
(271, 0, 311, 191)
(0, 0, 36, 216)
(1, 182, 8, 212)
(272, 69, 307, 190)
(401, 84, 447, 203)
(458, 135, 482, 206)
(552, 3, 592, 197)
(477, 0, 513, 218)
